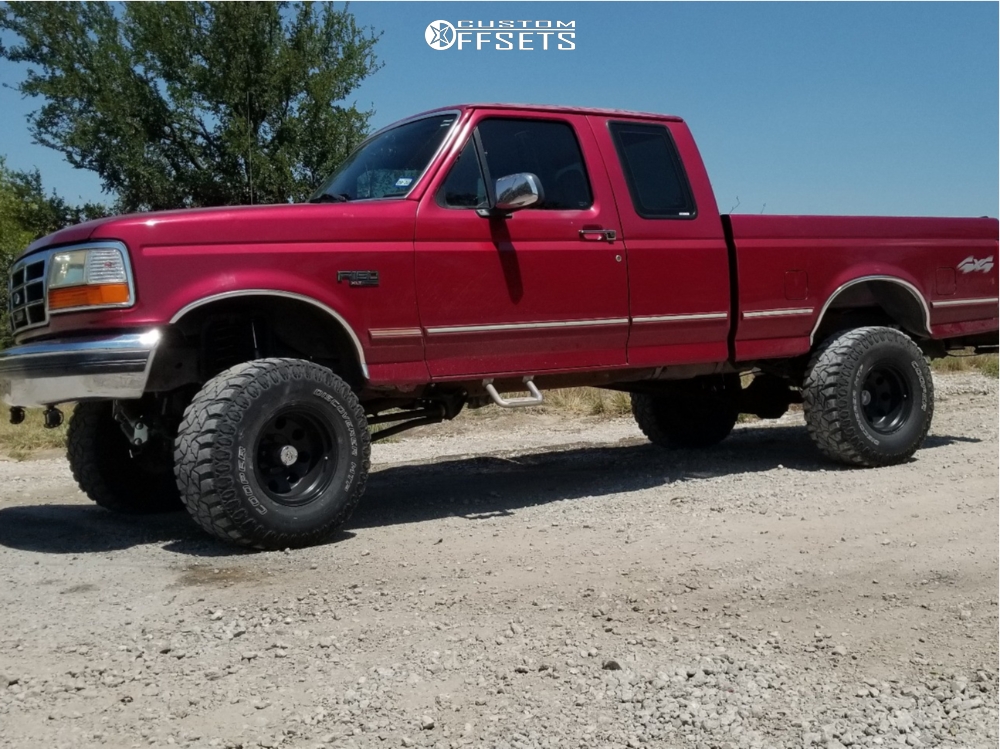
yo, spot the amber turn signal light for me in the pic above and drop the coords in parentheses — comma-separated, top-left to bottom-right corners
(48, 283, 131, 310)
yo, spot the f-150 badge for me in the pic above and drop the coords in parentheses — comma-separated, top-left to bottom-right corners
(337, 270, 380, 287)
(957, 255, 994, 274)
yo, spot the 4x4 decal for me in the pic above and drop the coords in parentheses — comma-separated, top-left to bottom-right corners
(957, 255, 994, 274)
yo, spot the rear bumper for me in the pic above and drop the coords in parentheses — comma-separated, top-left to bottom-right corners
(0, 330, 161, 407)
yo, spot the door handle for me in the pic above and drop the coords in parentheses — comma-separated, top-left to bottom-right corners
(579, 228, 617, 243)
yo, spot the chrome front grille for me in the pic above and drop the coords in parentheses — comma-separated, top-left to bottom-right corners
(9, 255, 48, 333)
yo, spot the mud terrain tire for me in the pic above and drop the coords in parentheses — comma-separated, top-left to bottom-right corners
(803, 326, 934, 467)
(174, 358, 370, 549)
(67, 402, 181, 513)
(631, 373, 741, 449)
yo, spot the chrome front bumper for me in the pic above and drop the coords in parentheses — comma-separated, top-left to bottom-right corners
(0, 330, 161, 407)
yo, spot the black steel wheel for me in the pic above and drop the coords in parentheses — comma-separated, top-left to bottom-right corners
(859, 363, 913, 435)
(254, 407, 338, 506)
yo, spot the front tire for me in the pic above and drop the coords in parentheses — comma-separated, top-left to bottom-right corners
(67, 402, 181, 513)
(174, 358, 370, 549)
(631, 373, 741, 449)
(802, 326, 934, 467)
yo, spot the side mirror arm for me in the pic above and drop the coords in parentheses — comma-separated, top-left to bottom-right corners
(473, 129, 498, 216)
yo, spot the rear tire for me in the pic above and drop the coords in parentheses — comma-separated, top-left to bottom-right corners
(67, 402, 181, 514)
(174, 358, 370, 550)
(802, 326, 934, 467)
(631, 373, 741, 449)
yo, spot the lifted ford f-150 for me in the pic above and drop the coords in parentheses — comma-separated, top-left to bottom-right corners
(2, 104, 997, 549)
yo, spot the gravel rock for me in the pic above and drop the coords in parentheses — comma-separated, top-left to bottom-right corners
(0, 372, 995, 749)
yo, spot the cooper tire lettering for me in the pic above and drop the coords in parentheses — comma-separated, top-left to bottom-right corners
(910, 360, 928, 412)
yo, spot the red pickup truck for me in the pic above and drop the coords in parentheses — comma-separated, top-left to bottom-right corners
(2, 103, 997, 549)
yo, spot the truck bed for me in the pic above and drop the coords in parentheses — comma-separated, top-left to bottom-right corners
(725, 214, 998, 361)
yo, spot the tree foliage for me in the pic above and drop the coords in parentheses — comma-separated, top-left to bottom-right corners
(0, 158, 107, 346)
(0, 2, 381, 212)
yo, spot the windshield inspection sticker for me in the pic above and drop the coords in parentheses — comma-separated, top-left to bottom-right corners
(395, 177, 413, 188)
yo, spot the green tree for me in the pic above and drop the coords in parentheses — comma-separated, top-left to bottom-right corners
(0, 2, 381, 212)
(0, 157, 107, 346)
(0, 167, 35, 314)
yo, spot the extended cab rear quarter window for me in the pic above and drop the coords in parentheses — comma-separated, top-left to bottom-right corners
(609, 121, 696, 219)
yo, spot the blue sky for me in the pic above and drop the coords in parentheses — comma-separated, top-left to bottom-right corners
(1, 2, 996, 217)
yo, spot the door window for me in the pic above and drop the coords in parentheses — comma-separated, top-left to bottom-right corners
(438, 118, 593, 210)
(608, 121, 696, 219)
(437, 139, 487, 208)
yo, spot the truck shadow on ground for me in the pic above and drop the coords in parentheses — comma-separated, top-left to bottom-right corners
(350, 426, 978, 531)
(0, 503, 245, 556)
(0, 424, 979, 557)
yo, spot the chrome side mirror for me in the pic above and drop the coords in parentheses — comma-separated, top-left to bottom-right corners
(494, 173, 544, 212)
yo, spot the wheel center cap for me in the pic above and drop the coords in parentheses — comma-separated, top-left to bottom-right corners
(278, 445, 299, 466)
(860, 390, 872, 406)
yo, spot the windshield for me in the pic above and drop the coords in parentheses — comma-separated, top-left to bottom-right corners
(311, 114, 457, 202)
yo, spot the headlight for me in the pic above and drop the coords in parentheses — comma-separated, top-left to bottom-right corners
(47, 247, 131, 311)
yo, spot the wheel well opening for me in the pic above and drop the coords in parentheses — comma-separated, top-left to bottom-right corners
(813, 279, 929, 344)
(149, 295, 365, 390)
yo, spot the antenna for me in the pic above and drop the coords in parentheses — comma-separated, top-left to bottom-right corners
(247, 91, 253, 205)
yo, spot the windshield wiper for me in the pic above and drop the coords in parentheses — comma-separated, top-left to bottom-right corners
(309, 193, 351, 204)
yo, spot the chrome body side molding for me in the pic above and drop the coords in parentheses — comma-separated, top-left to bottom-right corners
(632, 312, 728, 323)
(930, 297, 999, 308)
(742, 307, 814, 319)
(424, 318, 629, 335)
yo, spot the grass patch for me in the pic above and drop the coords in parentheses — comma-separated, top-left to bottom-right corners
(930, 351, 998, 378)
(462, 386, 633, 419)
(0, 406, 69, 460)
(543, 387, 633, 417)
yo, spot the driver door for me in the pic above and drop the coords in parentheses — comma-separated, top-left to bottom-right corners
(414, 111, 628, 378)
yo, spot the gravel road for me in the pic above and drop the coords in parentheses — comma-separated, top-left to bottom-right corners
(0, 373, 996, 749)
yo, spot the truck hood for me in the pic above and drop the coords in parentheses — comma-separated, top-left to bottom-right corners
(21, 201, 417, 258)
(24, 215, 118, 253)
